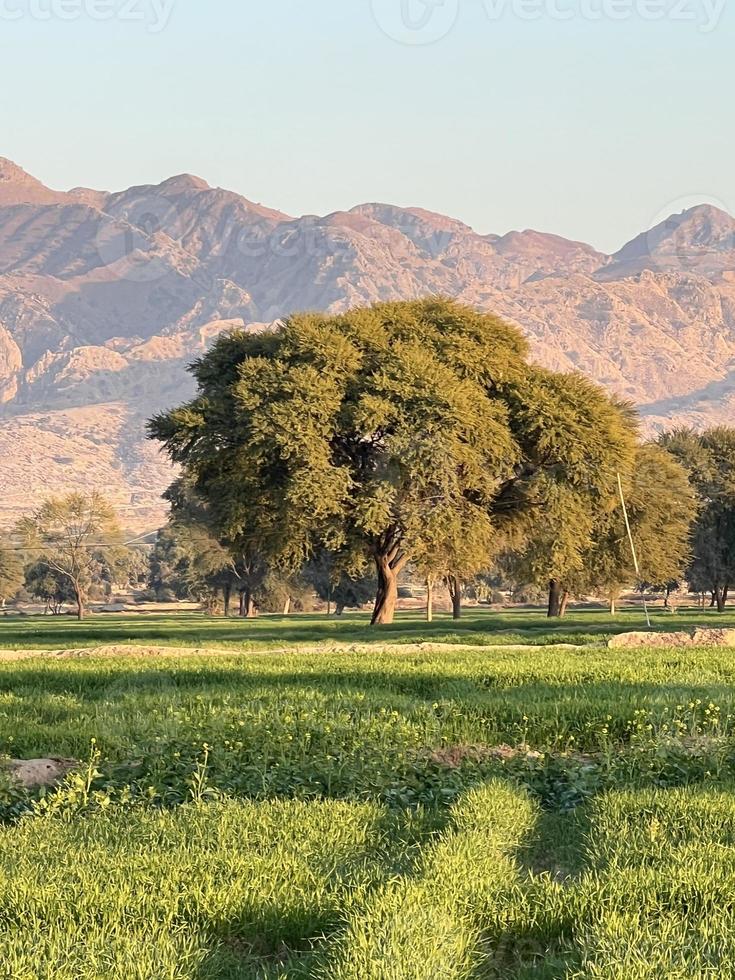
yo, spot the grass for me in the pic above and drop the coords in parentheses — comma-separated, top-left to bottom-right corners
(0, 603, 734, 652)
(0, 798, 418, 979)
(3, 612, 735, 976)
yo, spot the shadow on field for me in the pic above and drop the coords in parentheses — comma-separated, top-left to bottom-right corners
(3, 663, 735, 711)
(3, 607, 735, 653)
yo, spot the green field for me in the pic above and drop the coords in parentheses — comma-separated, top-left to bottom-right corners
(0, 604, 731, 651)
(2, 611, 735, 978)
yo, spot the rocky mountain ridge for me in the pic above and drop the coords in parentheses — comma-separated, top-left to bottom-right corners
(1, 157, 733, 528)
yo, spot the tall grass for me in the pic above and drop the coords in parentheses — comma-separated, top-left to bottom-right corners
(2, 635, 735, 976)
(0, 798, 424, 979)
(324, 782, 536, 979)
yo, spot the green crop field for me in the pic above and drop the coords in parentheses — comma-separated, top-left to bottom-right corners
(2, 610, 735, 978)
(0, 604, 732, 651)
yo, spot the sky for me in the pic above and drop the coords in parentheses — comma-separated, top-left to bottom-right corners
(0, 0, 732, 252)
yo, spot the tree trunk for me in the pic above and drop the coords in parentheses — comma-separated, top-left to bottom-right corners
(609, 595, 617, 616)
(716, 586, 727, 613)
(448, 576, 462, 620)
(559, 591, 570, 618)
(426, 577, 434, 623)
(283, 596, 292, 616)
(223, 582, 231, 618)
(75, 591, 85, 622)
(334, 602, 345, 616)
(547, 579, 562, 618)
(710, 590, 717, 608)
(240, 589, 257, 618)
(372, 556, 399, 626)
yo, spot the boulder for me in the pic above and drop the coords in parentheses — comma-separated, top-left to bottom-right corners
(5, 758, 77, 789)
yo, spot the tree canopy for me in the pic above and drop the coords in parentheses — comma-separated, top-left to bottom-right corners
(150, 298, 638, 624)
(503, 444, 694, 615)
(0, 536, 24, 607)
(660, 427, 735, 610)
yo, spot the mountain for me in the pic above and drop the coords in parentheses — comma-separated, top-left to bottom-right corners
(0, 157, 734, 528)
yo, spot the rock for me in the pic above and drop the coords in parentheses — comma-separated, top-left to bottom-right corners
(5, 758, 77, 789)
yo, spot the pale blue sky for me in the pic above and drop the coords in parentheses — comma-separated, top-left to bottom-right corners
(0, 0, 732, 252)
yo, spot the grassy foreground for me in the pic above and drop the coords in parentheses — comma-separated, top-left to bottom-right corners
(2, 616, 735, 976)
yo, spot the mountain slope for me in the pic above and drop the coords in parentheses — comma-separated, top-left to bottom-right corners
(0, 159, 734, 527)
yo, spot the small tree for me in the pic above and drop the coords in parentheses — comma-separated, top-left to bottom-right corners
(581, 444, 695, 614)
(16, 493, 123, 621)
(505, 444, 694, 616)
(499, 478, 600, 618)
(0, 536, 24, 608)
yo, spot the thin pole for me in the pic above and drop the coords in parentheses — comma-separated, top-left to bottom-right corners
(617, 473, 652, 629)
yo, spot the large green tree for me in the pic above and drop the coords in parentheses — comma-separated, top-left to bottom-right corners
(150, 299, 637, 625)
(660, 427, 735, 610)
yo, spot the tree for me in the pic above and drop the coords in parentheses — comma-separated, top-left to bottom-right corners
(499, 479, 599, 618)
(413, 505, 496, 621)
(579, 444, 695, 613)
(304, 549, 376, 615)
(16, 493, 123, 621)
(0, 537, 24, 608)
(24, 562, 77, 615)
(659, 427, 735, 611)
(502, 444, 694, 616)
(150, 299, 637, 626)
(148, 521, 238, 613)
(148, 526, 191, 601)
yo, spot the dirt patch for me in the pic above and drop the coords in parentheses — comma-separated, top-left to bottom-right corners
(0, 640, 594, 663)
(609, 628, 735, 649)
(5, 758, 78, 789)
